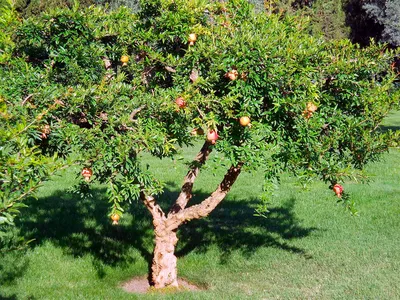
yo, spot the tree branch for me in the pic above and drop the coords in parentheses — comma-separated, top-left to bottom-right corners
(129, 105, 146, 121)
(166, 162, 243, 231)
(168, 141, 212, 215)
(165, 66, 176, 73)
(21, 94, 33, 106)
(140, 191, 166, 228)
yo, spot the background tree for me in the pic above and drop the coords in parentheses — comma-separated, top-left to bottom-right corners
(249, 0, 349, 40)
(2, 0, 399, 290)
(0, 0, 19, 63)
(251, 0, 400, 47)
(363, 0, 400, 47)
(10, 0, 141, 18)
(12, 0, 102, 18)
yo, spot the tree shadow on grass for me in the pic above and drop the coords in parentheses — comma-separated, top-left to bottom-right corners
(0, 295, 19, 300)
(15, 188, 154, 278)
(0, 230, 33, 298)
(161, 181, 317, 261)
(14, 185, 317, 278)
(177, 197, 316, 263)
(0, 251, 29, 284)
(377, 125, 400, 133)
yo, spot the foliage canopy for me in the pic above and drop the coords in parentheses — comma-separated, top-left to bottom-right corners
(2, 0, 399, 219)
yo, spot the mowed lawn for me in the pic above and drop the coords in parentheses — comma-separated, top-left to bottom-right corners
(1, 113, 400, 299)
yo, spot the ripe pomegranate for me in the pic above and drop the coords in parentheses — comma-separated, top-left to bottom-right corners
(120, 55, 129, 66)
(207, 130, 219, 144)
(175, 97, 186, 109)
(333, 184, 344, 198)
(81, 167, 93, 182)
(303, 102, 318, 120)
(41, 124, 51, 139)
(306, 102, 318, 113)
(303, 110, 313, 120)
(239, 116, 251, 127)
(111, 213, 120, 225)
(225, 69, 239, 81)
(188, 33, 197, 45)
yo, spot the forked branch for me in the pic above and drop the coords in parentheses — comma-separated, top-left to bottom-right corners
(168, 141, 212, 215)
(166, 162, 244, 230)
(140, 191, 166, 228)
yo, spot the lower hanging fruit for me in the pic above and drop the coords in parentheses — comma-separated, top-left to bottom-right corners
(111, 214, 120, 225)
(207, 130, 219, 144)
(333, 184, 344, 198)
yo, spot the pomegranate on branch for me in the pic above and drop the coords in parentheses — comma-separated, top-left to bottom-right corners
(207, 130, 219, 144)
(41, 124, 51, 139)
(111, 213, 120, 225)
(333, 184, 344, 198)
(239, 116, 251, 127)
(188, 33, 197, 46)
(225, 69, 239, 81)
(120, 55, 129, 66)
(175, 97, 186, 109)
(81, 168, 93, 182)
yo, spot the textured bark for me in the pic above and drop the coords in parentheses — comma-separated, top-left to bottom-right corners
(140, 192, 178, 288)
(169, 141, 212, 214)
(142, 162, 243, 289)
(151, 227, 179, 288)
(141, 192, 166, 223)
(166, 163, 243, 231)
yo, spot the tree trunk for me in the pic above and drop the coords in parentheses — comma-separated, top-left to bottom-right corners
(151, 226, 179, 288)
(143, 162, 243, 289)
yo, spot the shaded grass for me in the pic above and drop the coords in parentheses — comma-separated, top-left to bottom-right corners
(0, 171, 316, 299)
(1, 121, 400, 298)
(379, 110, 400, 132)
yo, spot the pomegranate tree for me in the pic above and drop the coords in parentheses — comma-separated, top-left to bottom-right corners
(2, 0, 399, 290)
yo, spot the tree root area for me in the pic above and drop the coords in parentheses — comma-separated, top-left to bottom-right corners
(121, 276, 202, 294)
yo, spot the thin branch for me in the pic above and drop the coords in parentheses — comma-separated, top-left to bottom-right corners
(0, 239, 36, 253)
(102, 57, 112, 70)
(196, 107, 206, 119)
(1, 164, 70, 214)
(129, 105, 146, 122)
(165, 66, 176, 73)
(168, 141, 212, 215)
(21, 94, 33, 106)
(166, 162, 243, 231)
(0, 203, 14, 214)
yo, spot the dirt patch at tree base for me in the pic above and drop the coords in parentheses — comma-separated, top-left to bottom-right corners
(121, 276, 203, 294)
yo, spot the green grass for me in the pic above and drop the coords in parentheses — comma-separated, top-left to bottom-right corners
(381, 110, 400, 129)
(1, 116, 400, 299)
